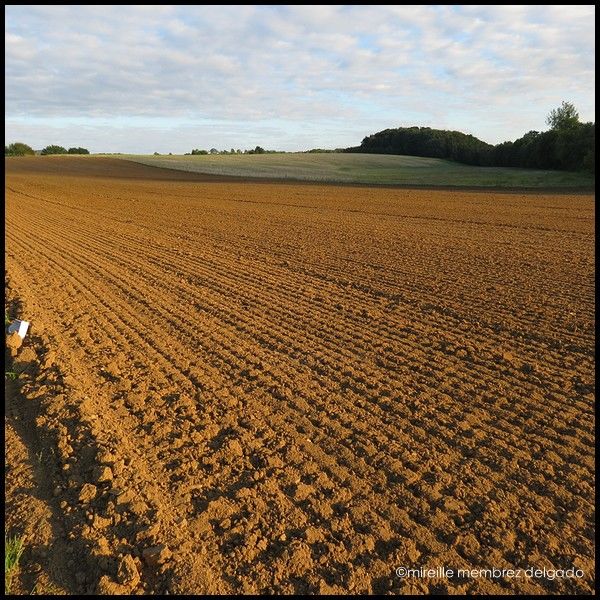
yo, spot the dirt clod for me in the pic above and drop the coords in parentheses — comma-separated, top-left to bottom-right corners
(117, 554, 140, 588)
(6, 332, 23, 356)
(97, 575, 129, 595)
(94, 466, 114, 483)
(78, 483, 98, 503)
(142, 544, 172, 567)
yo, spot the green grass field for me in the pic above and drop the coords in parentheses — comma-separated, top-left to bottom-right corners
(112, 152, 594, 188)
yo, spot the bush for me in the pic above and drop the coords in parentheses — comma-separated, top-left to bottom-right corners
(5, 142, 35, 156)
(41, 145, 68, 155)
(67, 147, 90, 154)
(246, 146, 266, 154)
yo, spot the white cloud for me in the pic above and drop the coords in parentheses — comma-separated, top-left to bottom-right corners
(5, 4, 595, 150)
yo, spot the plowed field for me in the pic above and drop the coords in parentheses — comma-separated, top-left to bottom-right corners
(5, 157, 595, 595)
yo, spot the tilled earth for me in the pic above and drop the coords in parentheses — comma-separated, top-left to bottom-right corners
(4, 157, 595, 594)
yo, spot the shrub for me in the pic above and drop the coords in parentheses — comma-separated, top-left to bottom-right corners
(41, 145, 68, 155)
(5, 142, 35, 156)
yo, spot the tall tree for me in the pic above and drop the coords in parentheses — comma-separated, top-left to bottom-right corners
(546, 101, 580, 130)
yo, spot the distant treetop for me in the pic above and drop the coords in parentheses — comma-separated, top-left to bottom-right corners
(5, 142, 35, 156)
(546, 101, 580, 131)
(41, 145, 68, 155)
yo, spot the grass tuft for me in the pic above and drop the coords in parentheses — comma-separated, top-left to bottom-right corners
(5, 535, 25, 594)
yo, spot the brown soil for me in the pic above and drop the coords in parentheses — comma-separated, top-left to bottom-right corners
(6, 331, 23, 356)
(5, 157, 595, 594)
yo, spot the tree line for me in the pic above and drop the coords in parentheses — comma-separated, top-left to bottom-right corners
(5, 143, 89, 156)
(185, 146, 278, 155)
(345, 102, 594, 173)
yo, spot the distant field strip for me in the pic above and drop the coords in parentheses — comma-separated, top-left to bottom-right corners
(120, 152, 594, 188)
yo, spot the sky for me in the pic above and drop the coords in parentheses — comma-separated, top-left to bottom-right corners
(5, 4, 596, 154)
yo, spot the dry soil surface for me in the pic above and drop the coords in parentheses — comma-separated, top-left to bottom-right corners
(5, 157, 595, 594)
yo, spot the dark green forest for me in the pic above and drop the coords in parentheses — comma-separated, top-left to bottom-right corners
(346, 102, 594, 174)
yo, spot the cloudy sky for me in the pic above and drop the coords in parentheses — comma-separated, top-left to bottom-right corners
(5, 4, 595, 153)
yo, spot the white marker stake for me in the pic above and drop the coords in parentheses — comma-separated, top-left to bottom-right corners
(7, 320, 30, 339)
